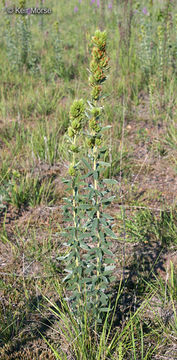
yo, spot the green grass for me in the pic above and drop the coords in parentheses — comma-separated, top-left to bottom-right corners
(0, 0, 177, 358)
(116, 208, 177, 245)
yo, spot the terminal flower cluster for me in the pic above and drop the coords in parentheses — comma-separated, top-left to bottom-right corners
(89, 30, 109, 101)
(87, 30, 109, 148)
(68, 99, 85, 176)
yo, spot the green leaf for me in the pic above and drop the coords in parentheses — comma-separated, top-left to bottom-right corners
(104, 258, 114, 264)
(102, 212, 114, 220)
(103, 179, 118, 185)
(93, 170, 99, 180)
(60, 231, 68, 237)
(76, 266, 83, 277)
(57, 251, 75, 261)
(98, 161, 111, 167)
(75, 160, 81, 167)
(103, 270, 113, 276)
(100, 190, 109, 197)
(88, 246, 99, 254)
(102, 247, 114, 256)
(100, 276, 109, 284)
(81, 171, 94, 179)
(104, 227, 117, 239)
(104, 265, 115, 271)
(63, 198, 72, 204)
(100, 146, 107, 153)
(99, 283, 107, 290)
(100, 307, 110, 312)
(92, 218, 98, 231)
(100, 218, 107, 227)
(102, 196, 115, 203)
(100, 125, 112, 132)
(82, 277, 92, 283)
(79, 232, 91, 239)
(88, 209, 97, 218)
(79, 204, 92, 210)
(82, 158, 92, 170)
(62, 179, 72, 184)
(63, 272, 73, 282)
(80, 242, 90, 250)
(63, 199, 73, 211)
(98, 231, 105, 242)
(95, 248, 103, 258)
(84, 265, 95, 274)
(88, 189, 94, 199)
(100, 293, 108, 305)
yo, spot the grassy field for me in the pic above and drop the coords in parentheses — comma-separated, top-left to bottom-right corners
(0, 0, 177, 359)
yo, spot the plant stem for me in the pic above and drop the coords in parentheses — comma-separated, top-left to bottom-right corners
(72, 135, 81, 298)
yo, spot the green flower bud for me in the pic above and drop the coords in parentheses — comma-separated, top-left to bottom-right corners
(94, 68, 106, 83)
(91, 85, 101, 100)
(70, 99, 85, 120)
(68, 126, 75, 138)
(89, 118, 96, 130)
(91, 107, 101, 118)
(92, 30, 107, 51)
(70, 144, 79, 153)
(12, 169, 20, 178)
(89, 75, 96, 87)
(19, 0, 26, 7)
(54, 21, 59, 33)
(135, 2, 140, 9)
(90, 59, 98, 73)
(99, 56, 109, 69)
(95, 125, 101, 133)
(89, 119, 101, 133)
(95, 137, 102, 146)
(92, 47, 104, 61)
(71, 119, 82, 131)
(68, 166, 76, 177)
(87, 137, 95, 148)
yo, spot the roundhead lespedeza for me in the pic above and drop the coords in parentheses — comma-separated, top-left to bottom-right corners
(61, 30, 117, 325)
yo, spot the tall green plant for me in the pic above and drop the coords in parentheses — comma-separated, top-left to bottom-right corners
(4, 12, 19, 70)
(4, 0, 39, 73)
(52, 21, 64, 78)
(61, 99, 87, 314)
(84, 30, 117, 321)
(61, 30, 117, 323)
